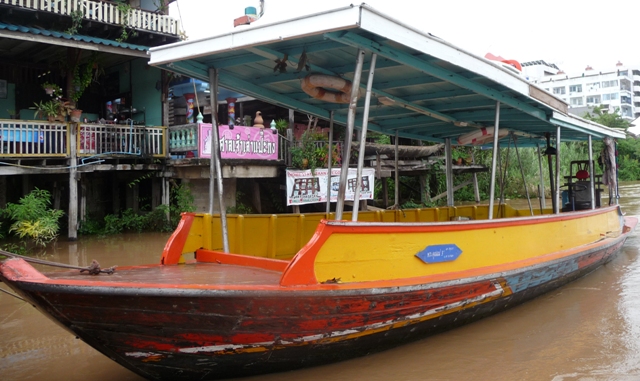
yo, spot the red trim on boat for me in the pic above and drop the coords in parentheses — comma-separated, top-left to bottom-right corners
(161, 212, 195, 265)
(196, 249, 289, 272)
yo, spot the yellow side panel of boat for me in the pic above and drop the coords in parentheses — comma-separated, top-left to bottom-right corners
(313, 208, 623, 283)
(181, 205, 524, 261)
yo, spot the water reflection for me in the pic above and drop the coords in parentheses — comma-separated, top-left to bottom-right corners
(1, 187, 640, 380)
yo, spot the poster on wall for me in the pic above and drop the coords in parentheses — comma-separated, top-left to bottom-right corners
(286, 168, 375, 206)
(199, 124, 278, 160)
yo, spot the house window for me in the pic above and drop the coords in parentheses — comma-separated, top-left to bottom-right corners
(602, 80, 618, 88)
(553, 86, 566, 95)
(602, 93, 619, 101)
(570, 97, 583, 106)
(586, 96, 601, 104)
(586, 82, 600, 90)
(569, 85, 582, 93)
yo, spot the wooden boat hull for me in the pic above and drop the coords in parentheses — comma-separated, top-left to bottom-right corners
(0, 208, 635, 380)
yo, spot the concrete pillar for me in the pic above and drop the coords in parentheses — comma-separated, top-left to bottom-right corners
(419, 175, 427, 205)
(79, 175, 86, 222)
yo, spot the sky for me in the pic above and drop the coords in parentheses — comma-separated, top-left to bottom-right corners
(168, 0, 640, 76)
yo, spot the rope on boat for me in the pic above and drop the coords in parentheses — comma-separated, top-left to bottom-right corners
(0, 286, 25, 301)
(0, 250, 116, 275)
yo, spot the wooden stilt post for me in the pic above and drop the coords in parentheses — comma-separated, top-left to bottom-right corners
(68, 123, 78, 240)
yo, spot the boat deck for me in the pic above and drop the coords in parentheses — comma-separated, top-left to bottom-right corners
(42, 262, 284, 286)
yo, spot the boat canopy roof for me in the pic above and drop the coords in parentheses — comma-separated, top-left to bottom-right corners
(149, 4, 625, 145)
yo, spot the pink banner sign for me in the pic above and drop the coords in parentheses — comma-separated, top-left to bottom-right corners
(199, 124, 278, 160)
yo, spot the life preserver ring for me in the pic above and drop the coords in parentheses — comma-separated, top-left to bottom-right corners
(301, 74, 358, 104)
(457, 127, 509, 146)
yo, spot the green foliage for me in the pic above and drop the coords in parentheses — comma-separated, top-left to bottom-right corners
(275, 119, 289, 135)
(583, 105, 631, 130)
(66, 10, 84, 35)
(78, 182, 196, 236)
(227, 191, 253, 214)
(114, 0, 138, 42)
(71, 54, 99, 104)
(33, 100, 60, 119)
(290, 129, 327, 172)
(3, 188, 64, 248)
(368, 131, 391, 145)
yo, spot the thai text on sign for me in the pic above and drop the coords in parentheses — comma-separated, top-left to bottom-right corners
(199, 124, 278, 160)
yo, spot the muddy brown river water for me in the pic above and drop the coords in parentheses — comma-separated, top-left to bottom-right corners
(2, 184, 640, 381)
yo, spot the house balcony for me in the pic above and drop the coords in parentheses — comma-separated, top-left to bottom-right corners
(0, 0, 181, 40)
(0, 119, 167, 158)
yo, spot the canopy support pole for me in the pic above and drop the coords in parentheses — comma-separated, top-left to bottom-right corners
(445, 138, 454, 207)
(208, 68, 229, 253)
(335, 49, 365, 221)
(588, 135, 595, 209)
(394, 130, 399, 208)
(513, 134, 533, 216)
(472, 150, 480, 203)
(555, 126, 561, 214)
(353, 53, 377, 221)
(536, 143, 545, 214)
(488, 101, 501, 220)
(325, 111, 334, 217)
(208, 70, 218, 215)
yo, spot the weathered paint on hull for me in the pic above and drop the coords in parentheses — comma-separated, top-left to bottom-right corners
(3, 236, 627, 381)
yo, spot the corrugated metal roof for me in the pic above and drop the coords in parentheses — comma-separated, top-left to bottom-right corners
(0, 21, 149, 52)
(149, 4, 624, 145)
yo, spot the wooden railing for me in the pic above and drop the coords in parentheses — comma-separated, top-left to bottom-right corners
(0, 120, 166, 158)
(0, 120, 68, 157)
(76, 123, 166, 157)
(0, 0, 181, 36)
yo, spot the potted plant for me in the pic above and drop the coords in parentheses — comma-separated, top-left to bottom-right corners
(42, 82, 62, 97)
(6, 109, 19, 119)
(34, 100, 62, 122)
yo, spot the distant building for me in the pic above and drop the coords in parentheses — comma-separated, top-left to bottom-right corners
(522, 61, 639, 121)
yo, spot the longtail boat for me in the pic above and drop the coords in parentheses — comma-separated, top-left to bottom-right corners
(0, 4, 636, 381)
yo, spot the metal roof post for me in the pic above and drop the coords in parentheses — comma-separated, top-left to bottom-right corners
(209, 67, 229, 253)
(488, 102, 501, 219)
(588, 135, 595, 210)
(335, 49, 365, 221)
(536, 143, 546, 213)
(555, 125, 561, 214)
(326, 111, 334, 217)
(353, 53, 377, 221)
(445, 137, 453, 207)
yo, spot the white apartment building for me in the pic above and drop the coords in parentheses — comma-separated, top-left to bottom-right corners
(522, 61, 639, 121)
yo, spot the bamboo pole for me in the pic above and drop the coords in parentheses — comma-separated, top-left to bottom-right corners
(353, 53, 377, 221)
(335, 49, 365, 221)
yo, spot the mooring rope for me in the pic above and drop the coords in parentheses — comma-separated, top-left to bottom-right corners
(0, 250, 116, 275)
(0, 286, 25, 301)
